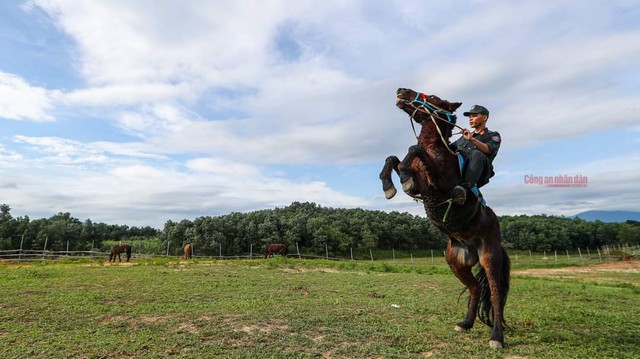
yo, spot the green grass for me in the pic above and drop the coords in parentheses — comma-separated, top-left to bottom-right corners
(0, 258, 638, 358)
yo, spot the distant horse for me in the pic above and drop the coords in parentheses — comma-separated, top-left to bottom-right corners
(264, 243, 288, 259)
(183, 243, 192, 259)
(109, 244, 131, 263)
(379, 88, 511, 349)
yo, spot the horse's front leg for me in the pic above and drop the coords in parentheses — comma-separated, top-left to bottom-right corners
(379, 155, 400, 199)
(445, 239, 480, 332)
(398, 145, 431, 195)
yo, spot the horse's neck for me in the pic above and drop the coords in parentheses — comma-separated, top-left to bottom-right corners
(418, 127, 456, 161)
(418, 130, 459, 190)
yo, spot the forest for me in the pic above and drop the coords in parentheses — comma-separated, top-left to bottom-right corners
(1, 202, 639, 257)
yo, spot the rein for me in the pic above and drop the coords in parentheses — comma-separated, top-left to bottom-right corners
(407, 93, 460, 156)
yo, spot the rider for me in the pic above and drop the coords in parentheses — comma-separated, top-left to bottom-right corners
(450, 104, 501, 205)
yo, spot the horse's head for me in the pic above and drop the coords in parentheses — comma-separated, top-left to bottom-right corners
(396, 88, 462, 122)
(396, 88, 462, 140)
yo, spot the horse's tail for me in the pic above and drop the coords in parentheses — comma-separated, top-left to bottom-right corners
(476, 247, 510, 329)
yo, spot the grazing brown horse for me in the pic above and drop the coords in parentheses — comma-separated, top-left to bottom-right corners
(182, 243, 192, 259)
(379, 88, 511, 349)
(264, 243, 288, 259)
(109, 244, 131, 263)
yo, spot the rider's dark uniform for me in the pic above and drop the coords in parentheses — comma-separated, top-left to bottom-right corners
(450, 127, 501, 188)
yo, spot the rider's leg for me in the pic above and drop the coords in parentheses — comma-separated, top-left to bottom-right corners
(452, 150, 488, 204)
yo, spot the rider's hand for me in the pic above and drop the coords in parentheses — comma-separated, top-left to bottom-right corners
(462, 129, 472, 140)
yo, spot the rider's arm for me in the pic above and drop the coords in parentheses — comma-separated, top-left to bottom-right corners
(469, 137, 491, 155)
(462, 129, 492, 155)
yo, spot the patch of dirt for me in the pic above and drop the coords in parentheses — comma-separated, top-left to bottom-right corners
(197, 314, 215, 321)
(281, 267, 338, 274)
(237, 321, 290, 334)
(312, 334, 326, 342)
(513, 260, 640, 278)
(175, 322, 199, 334)
(138, 315, 170, 325)
(320, 341, 358, 359)
(100, 315, 129, 327)
(103, 262, 137, 267)
(5, 263, 35, 269)
(291, 285, 310, 296)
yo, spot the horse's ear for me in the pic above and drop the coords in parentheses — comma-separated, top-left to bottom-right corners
(450, 102, 463, 112)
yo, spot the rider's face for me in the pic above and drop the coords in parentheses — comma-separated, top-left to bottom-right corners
(468, 114, 487, 128)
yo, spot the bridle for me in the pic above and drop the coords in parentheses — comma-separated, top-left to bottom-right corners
(404, 92, 462, 156)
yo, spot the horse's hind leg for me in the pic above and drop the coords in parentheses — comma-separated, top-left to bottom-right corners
(379, 156, 400, 199)
(445, 239, 480, 332)
(480, 243, 510, 349)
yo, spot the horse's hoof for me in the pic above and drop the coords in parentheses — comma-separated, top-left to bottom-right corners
(384, 186, 397, 199)
(489, 340, 503, 349)
(401, 178, 414, 193)
(454, 325, 469, 332)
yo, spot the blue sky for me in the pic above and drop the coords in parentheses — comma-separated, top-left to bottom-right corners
(1, 1, 640, 227)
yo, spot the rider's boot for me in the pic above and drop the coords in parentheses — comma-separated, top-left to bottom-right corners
(452, 182, 473, 205)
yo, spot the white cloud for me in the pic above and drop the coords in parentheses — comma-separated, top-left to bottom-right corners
(28, 0, 295, 86)
(62, 83, 191, 106)
(0, 72, 58, 121)
(11, 135, 167, 165)
(116, 104, 194, 138)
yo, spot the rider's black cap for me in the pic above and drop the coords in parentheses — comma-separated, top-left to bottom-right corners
(463, 105, 489, 117)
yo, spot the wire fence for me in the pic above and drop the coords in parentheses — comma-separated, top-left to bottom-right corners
(1, 243, 637, 266)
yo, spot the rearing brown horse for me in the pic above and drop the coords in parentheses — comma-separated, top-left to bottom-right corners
(379, 88, 510, 349)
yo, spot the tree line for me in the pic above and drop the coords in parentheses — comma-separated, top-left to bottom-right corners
(1, 202, 638, 257)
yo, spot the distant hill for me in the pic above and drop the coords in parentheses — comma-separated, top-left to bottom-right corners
(574, 210, 640, 222)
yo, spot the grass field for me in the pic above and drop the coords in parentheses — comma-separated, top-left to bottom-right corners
(0, 258, 638, 358)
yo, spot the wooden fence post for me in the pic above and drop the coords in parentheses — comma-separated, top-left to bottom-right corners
(42, 236, 49, 260)
(19, 232, 25, 261)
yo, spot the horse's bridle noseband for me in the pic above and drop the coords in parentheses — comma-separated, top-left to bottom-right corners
(410, 93, 458, 125)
